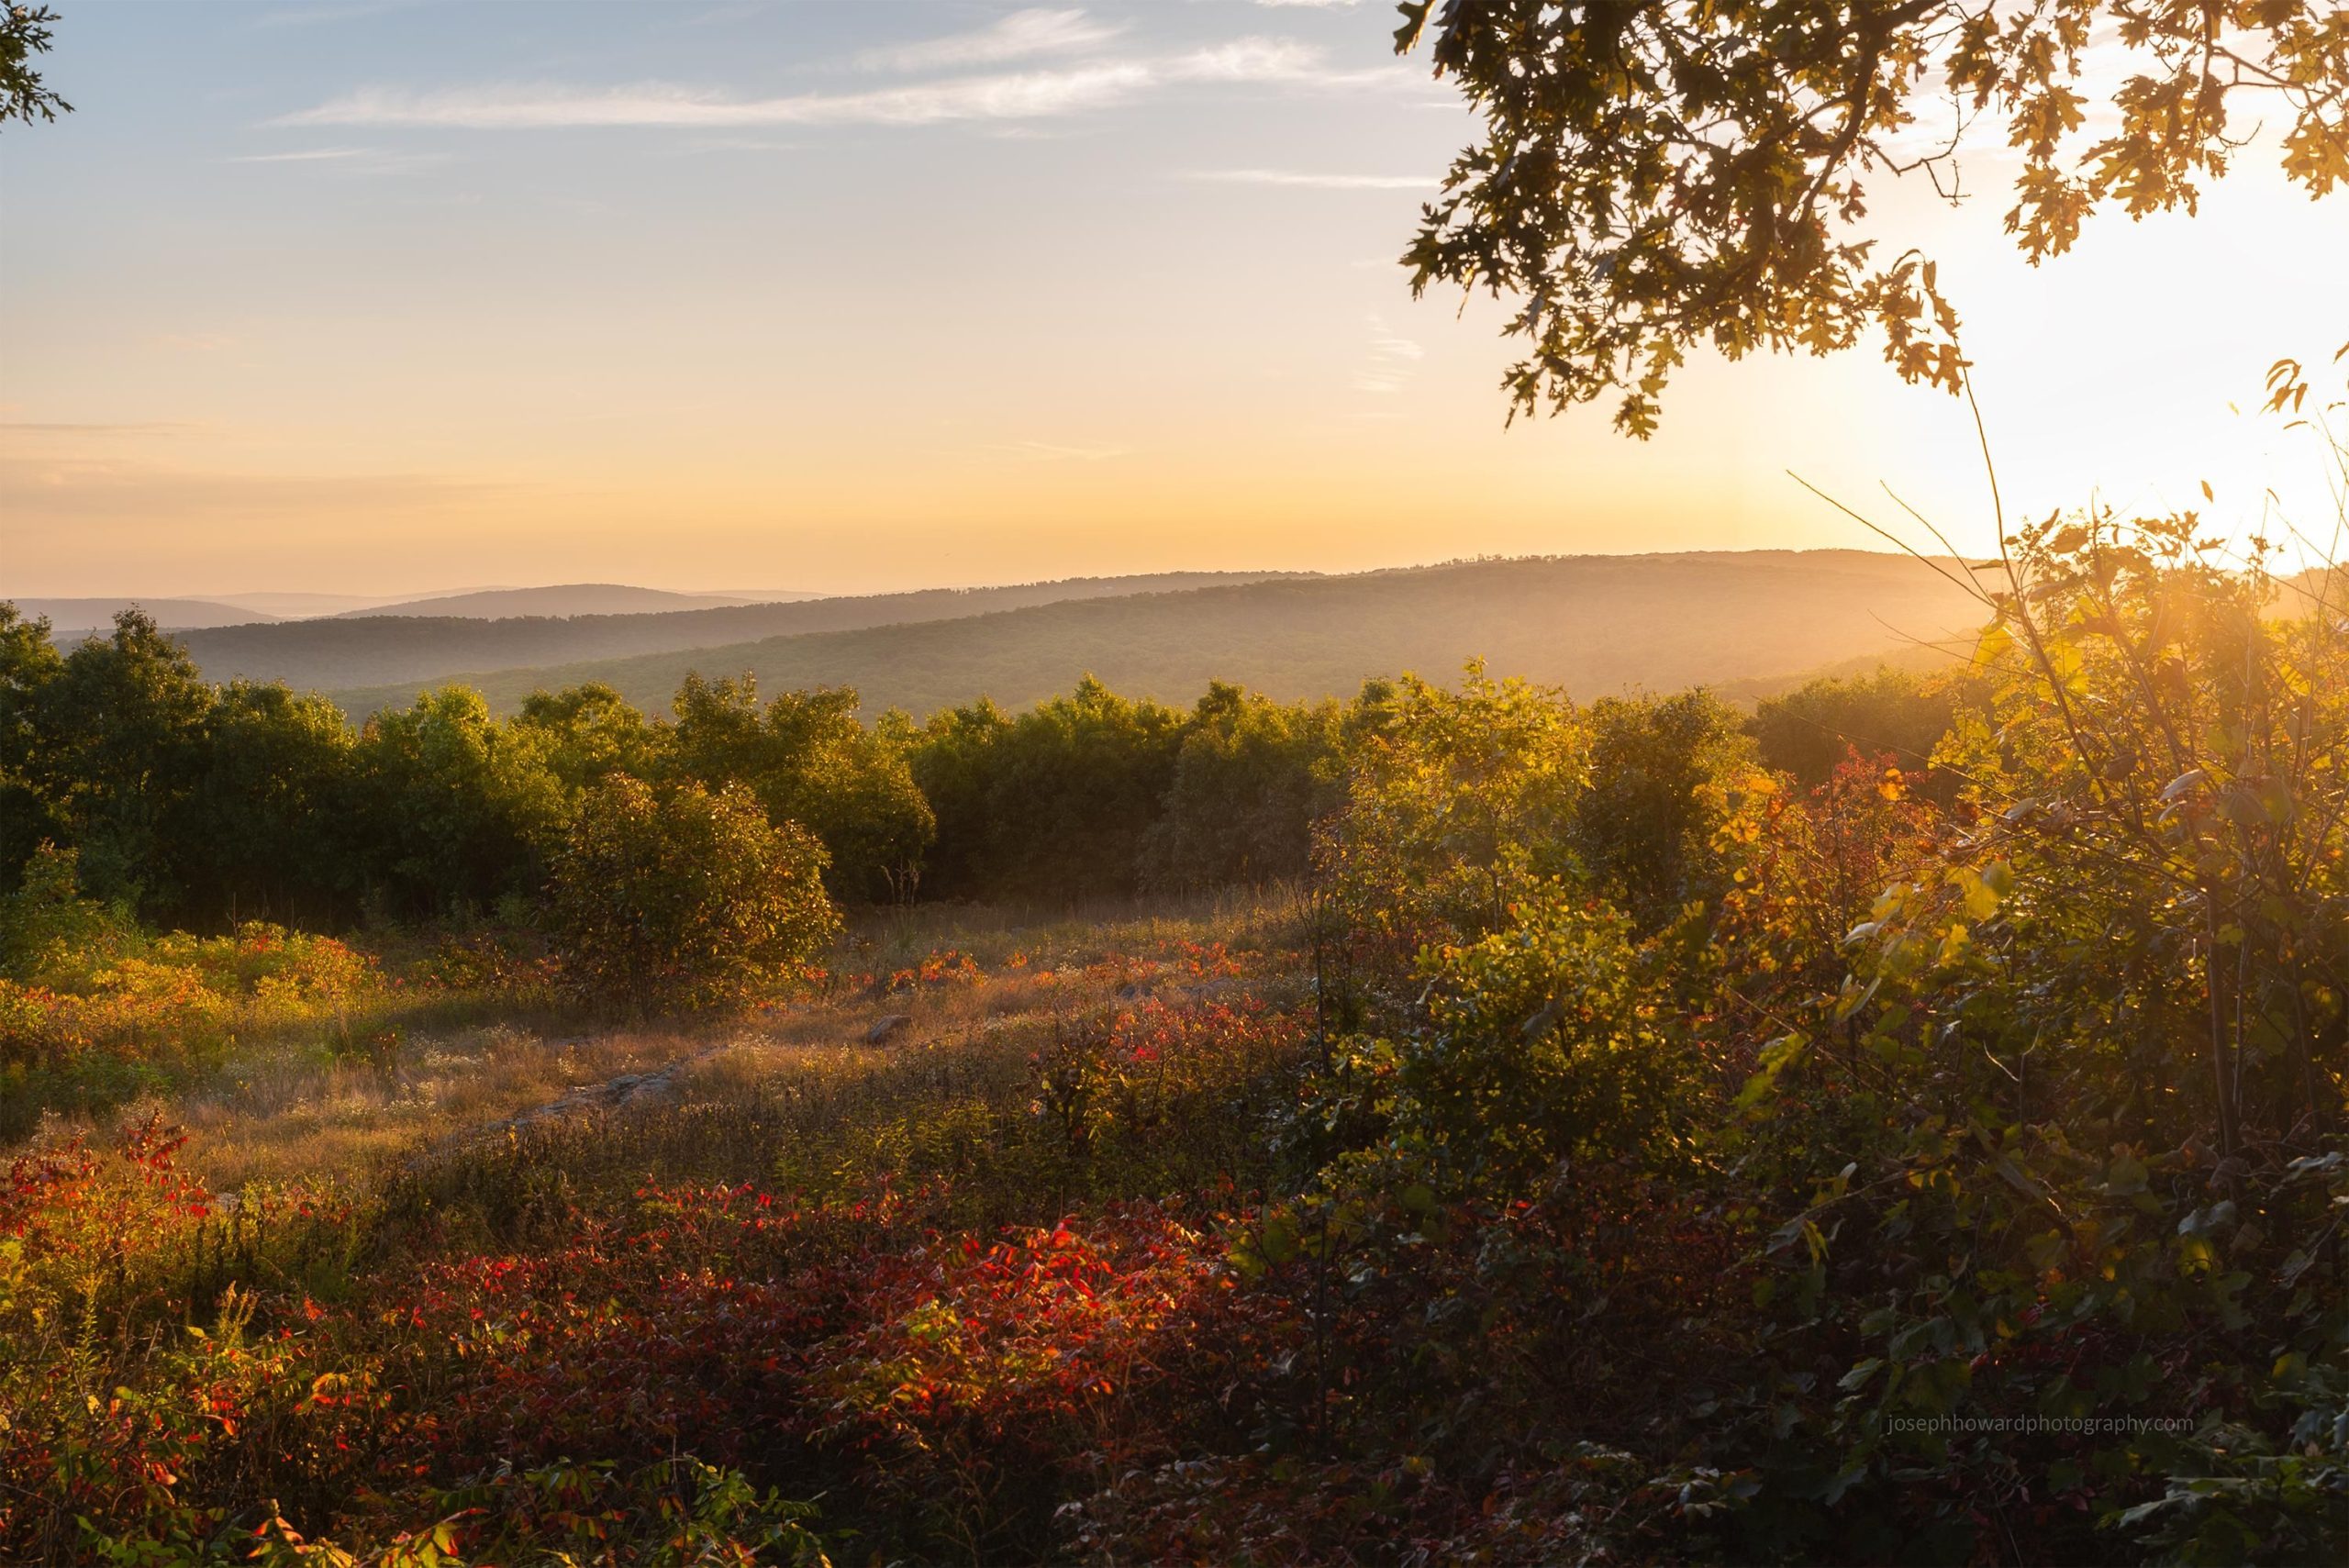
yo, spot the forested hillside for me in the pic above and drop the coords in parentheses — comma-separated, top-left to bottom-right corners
(328, 550, 1989, 718)
(172, 571, 1302, 692)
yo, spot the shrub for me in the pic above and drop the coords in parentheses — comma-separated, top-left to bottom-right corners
(1320, 662, 1589, 963)
(1747, 664, 1966, 793)
(0, 1118, 378, 1562)
(1372, 891, 1699, 1197)
(0, 841, 139, 983)
(0, 915, 404, 1137)
(1568, 689, 1753, 929)
(549, 774, 840, 1010)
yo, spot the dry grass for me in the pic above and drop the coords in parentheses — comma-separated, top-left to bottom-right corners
(849, 881, 1308, 973)
(165, 1024, 701, 1192)
(110, 885, 1308, 1199)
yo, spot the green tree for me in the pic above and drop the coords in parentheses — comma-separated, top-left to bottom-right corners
(1, 4, 71, 128)
(667, 673, 932, 902)
(512, 681, 663, 797)
(0, 842, 136, 982)
(1397, 1, 2349, 433)
(179, 681, 358, 928)
(1142, 682, 1344, 890)
(351, 686, 565, 917)
(911, 677, 1187, 903)
(548, 773, 840, 1011)
(23, 611, 216, 915)
(0, 604, 66, 889)
(902, 695, 1014, 898)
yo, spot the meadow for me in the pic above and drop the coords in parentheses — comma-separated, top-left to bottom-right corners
(9, 474, 2349, 1563)
(1, 889, 1315, 1564)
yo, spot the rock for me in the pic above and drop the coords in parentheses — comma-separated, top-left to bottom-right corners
(863, 1013, 912, 1045)
(406, 1042, 736, 1172)
(622, 1072, 677, 1106)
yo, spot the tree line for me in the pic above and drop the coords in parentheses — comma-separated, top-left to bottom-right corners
(0, 601, 1956, 938)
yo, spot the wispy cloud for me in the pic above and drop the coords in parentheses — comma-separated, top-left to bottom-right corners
(856, 8, 1122, 73)
(1169, 39, 1341, 83)
(268, 38, 1390, 131)
(1188, 169, 1434, 189)
(1353, 314, 1424, 395)
(273, 68, 1151, 129)
(228, 144, 451, 172)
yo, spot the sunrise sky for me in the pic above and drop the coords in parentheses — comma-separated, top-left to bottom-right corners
(3, 0, 2343, 598)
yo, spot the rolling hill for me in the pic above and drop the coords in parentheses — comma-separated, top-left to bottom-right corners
(213, 591, 478, 618)
(323, 551, 1994, 721)
(17, 598, 284, 639)
(169, 572, 1305, 692)
(16, 584, 822, 632)
(333, 584, 819, 618)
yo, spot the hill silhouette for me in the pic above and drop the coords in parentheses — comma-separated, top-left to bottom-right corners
(173, 572, 1304, 692)
(21, 598, 285, 638)
(322, 551, 1992, 720)
(215, 590, 479, 618)
(334, 584, 820, 619)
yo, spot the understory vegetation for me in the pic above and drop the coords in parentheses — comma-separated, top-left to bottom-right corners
(8, 481, 2349, 1561)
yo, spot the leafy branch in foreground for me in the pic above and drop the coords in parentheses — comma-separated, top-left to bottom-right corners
(1, 5, 71, 128)
(1396, 1, 2349, 435)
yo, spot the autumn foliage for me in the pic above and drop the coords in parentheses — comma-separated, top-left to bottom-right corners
(11, 394, 2349, 1558)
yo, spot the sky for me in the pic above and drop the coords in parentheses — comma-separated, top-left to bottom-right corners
(2, 0, 2343, 599)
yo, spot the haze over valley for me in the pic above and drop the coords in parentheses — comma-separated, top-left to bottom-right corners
(16, 551, 1986, 722)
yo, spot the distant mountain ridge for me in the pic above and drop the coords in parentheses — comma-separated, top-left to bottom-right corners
(320, 551, 1993, 721)
(170, 572, 1311, 692)
(334, 584, 820, 619)
(16, 598, 284, 637)
(217, 590, 477, 618)
(15, 584, 825, 629)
